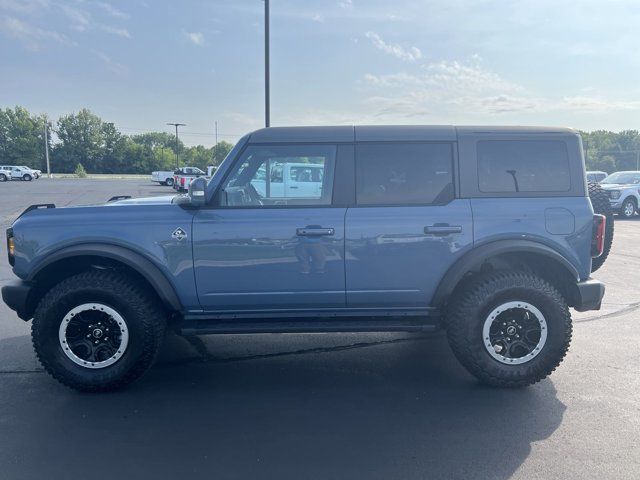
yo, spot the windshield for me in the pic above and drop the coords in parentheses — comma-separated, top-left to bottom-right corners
(601, 172, 640, 184)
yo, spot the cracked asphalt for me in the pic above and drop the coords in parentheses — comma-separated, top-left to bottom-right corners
(1, 179, 639, 480)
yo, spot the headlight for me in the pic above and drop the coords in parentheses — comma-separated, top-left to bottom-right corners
(610, 190, 621, 200)
(6, 228, 14, 266)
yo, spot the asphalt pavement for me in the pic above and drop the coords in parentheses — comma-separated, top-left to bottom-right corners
(0, 178, 639, 480)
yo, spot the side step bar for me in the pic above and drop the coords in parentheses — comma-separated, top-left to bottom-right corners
(180, 318, 440, 336)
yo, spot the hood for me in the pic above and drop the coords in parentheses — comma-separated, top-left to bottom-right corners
(600, 183, 637, 190)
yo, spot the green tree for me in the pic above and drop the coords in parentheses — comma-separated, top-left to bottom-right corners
(53, 109, 105, 173)
(0, 106, 49, 169)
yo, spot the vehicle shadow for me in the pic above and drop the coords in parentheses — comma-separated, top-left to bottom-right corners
(0, 332, 566, 480)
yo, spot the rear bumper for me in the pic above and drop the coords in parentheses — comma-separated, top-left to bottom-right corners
(1, 280, 34, 321)
(574, 278, 605, 312)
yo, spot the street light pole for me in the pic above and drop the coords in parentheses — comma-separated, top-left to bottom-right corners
(264, 0, 270, 127)
(166, 122, 186, 169)
(43, 117, 51, 178)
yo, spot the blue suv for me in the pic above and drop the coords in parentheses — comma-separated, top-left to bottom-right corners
(2, 126, 607, 391)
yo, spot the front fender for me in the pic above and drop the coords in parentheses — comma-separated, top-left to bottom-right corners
(28, 243, 183, 312)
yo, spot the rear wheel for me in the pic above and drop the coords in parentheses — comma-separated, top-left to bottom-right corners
(32, 270, 166, 392)
(588, 181, 614, 272)
(446, 272, 572, 387)
(0, 173, 6, 182)
(166, 178, 174, 187)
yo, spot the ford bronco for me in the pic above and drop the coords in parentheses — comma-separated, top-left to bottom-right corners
(2, 126, 607, 391)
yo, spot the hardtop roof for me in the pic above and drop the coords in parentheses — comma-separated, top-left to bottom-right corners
(247, 125, 578, 143)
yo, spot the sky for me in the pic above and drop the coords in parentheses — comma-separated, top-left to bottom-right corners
(0, 0, 639, 146)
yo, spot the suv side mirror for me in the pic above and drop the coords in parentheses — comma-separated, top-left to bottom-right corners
(188, 177, 207, 207)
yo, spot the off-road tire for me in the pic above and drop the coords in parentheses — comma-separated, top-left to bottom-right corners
(446, 272, 572, 388)
(165, 178, 174, 187)
(588, 181, 614, 272)
(32, 270, 166, 392)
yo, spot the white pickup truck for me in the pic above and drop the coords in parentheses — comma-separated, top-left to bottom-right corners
(250, 162, 324, 198)
(151, 169, 177, 186)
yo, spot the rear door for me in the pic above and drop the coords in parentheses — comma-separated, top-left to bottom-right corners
(345, 141, 473, 308)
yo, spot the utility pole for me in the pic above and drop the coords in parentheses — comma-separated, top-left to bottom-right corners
(166, 122, 186, 169)
(43, 117, 51, 178)
(264, 0, 270, 127)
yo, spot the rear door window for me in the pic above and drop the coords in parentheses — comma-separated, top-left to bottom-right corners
(355, 143, 454, 206)
(477, 140, 570, 193)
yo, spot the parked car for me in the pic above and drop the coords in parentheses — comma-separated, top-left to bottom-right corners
(599, 171, 640, 218)
(0, 165, 41, 181)
(174, 166, 215, 192)
(2, 125, 607, 392)
(0, 166, 10, 182)
(150, 169, 176, 186)
(250, 162, 324, 198)
(586, 170, 608, 183)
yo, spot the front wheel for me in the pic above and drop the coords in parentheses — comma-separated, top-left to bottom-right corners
(165, 178, 174, 187)
(32, 270, 166, 392)
(446, 272, 572, 387)
(620, 198, 636, 219)
(22, 174, 32, 181)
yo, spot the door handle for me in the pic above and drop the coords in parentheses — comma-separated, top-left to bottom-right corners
(296, 227, 335, 236)
(424, 225, 462, 235)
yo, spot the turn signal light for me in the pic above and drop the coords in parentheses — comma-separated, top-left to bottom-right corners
(6, 228, 15, 266)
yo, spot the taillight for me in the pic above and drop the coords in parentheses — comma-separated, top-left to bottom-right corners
(591, 214, 606, 258)
(181, 177, 185, 186)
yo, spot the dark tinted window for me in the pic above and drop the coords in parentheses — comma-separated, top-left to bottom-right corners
(356, 143, 454, 205)
(478, 140, 570, 193)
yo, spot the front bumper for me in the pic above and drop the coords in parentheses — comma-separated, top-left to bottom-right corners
(1, 280, 34, 321)
(573, 278, 605, 312)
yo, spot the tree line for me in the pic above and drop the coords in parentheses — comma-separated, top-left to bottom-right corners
(581, 130, 640, 173)
(0, 106, 233, 174)
(1, 105, 639, 175)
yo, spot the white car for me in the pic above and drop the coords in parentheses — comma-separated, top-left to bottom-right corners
(0, 165, 40, 181)
(600, 171, 640, 218)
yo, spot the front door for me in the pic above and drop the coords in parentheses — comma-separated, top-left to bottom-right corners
(193, 143, 346, 311)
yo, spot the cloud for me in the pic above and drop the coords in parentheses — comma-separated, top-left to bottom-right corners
(93, 49, 128, 76)
(93, 1, 129, 20)
(0, 15, 73, 50)
(364, 31, 422, 62)
(0, 0, 50, 14)
(185, 31, 204, 46)
(60, 4, 91, 32)
(361, 55, 639, 119)
(311, 13, 324, 23)
(100, 24, 130, 38)
(338, 0, 352, 8)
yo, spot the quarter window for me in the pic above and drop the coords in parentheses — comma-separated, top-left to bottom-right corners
(477, 140, 571, 193)
(355, 143, 454, 206)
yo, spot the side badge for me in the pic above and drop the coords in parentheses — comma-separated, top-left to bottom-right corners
(172, 227, 187, 241)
